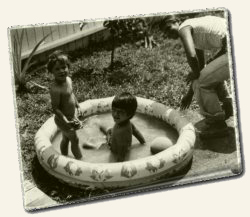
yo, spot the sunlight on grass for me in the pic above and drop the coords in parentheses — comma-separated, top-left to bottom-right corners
(17, 32, 199, 202)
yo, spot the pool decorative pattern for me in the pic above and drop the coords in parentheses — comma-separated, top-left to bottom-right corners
(90, 168, 113, 181)
(145, 159, 166, 173)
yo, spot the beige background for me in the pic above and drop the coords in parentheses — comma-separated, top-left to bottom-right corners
(1, 0, 249, 216)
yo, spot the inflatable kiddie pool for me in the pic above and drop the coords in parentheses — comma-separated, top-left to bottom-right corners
(35, 97, 195, 189)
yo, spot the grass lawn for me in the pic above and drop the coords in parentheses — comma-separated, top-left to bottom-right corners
(16, 31, 239, 205)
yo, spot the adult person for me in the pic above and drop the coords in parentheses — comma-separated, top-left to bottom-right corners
(161, 14, 233, 137)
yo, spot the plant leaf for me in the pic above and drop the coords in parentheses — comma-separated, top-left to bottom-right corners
(18, 30, 24, 67)
(22, 33, 50, 75)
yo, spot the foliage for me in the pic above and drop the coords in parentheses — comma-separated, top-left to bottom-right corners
(17, 29, 202, 202)
(11, 30, 50, 92)
(16, 11, 232, 203)
(103, 18, 147, 42)
(103, 18, 148, 69)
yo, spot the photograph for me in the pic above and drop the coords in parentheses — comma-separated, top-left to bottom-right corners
(7, 6, 243, 212)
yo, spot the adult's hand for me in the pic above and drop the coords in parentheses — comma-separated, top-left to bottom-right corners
(186, 72, 199, 84)
(180, 93, 193, 110)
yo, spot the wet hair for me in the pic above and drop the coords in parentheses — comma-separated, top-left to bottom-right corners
(47, 50, 70, 73)
(112, 92, 137, 118)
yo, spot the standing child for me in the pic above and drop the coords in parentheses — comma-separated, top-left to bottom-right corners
(101, 92, 146, 162)
(47, 50, 83, 160)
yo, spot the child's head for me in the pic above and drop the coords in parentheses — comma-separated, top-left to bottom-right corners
(47, 50, 70, 82)
(112, 92, 137, 123)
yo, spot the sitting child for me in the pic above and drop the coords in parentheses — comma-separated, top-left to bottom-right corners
(48, 50, 83, 160)
(100, 92, 146, 162)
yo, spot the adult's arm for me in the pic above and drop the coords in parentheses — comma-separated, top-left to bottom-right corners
(196, 48, 205, 70)
(179, 26, 201, 79)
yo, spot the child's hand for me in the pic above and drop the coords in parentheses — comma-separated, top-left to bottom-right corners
(69, 119, 83, 130)
(67, 120, 76, 130)
(75, 119, 83, 129)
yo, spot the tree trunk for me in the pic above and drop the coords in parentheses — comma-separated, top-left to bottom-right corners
(110, 36, 116, 71)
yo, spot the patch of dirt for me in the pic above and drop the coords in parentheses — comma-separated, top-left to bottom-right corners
(180, 110, 242, 181)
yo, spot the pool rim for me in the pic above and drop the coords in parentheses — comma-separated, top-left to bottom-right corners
(34, 96, 196, 189)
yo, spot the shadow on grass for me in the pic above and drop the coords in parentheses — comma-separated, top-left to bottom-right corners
(200, 127, 236, 153)
(194, 119, 237, 154)
(31, 155, 192, 206)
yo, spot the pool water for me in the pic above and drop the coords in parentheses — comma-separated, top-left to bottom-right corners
(52, 113, 178, 163)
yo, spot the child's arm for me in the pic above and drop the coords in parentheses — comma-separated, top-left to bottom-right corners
(131, 123, 146, 144)
(74, 94, 80, 108)
(72, 88, 80, 110)
(69, 77, 82, 117)
(99, 125, 112, 146)
(72, 93, 83, 128)
(74, 94, 83, 117)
